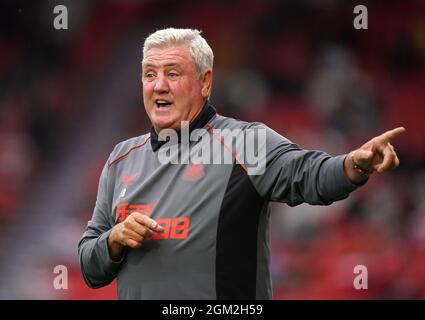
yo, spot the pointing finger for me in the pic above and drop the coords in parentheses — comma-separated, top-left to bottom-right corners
(124, 219, 154, 239)
(378, 127, 406, 143)
(132, 212, 165, 233)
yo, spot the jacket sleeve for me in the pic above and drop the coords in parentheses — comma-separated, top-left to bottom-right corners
(78, 159, 125, 288)
(248, 124, 359, 206)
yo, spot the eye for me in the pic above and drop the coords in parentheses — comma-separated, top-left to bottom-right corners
(168, 72, 179, 78)
(144, 72, 156, 80)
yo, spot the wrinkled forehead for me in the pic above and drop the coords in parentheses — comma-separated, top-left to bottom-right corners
(142, 44, 194, 69)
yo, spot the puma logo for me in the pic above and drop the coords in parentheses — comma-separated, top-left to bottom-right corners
(182, 164, 204, 182)
(121, 172, 140, 187)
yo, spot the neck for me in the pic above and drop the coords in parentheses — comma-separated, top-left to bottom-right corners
(153, 100, 207, 133)
(187, 101, 206, 126)
(149, 102, 216, 152)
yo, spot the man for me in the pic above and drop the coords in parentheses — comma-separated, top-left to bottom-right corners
(78, 28, 405, 299)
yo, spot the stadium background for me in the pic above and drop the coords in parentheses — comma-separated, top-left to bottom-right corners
(0, 0, 424, 299)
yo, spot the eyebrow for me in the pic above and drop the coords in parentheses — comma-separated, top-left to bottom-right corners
(142, 62, 181, 69)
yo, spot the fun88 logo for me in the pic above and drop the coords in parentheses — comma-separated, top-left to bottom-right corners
(115, 202, 190, 240)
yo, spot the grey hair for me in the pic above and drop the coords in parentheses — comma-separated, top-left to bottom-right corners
(143, 28, 214, 76)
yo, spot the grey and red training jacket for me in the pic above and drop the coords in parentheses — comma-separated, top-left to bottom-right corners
(78, 103, 358, 299)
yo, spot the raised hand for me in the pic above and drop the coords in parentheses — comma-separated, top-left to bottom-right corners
(345, 127, 406, 183)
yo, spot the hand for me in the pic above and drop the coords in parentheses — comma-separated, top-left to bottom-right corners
(344, 127, 406, 183)
(107, 212, 164, 261)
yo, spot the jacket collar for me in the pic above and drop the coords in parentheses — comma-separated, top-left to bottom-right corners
(150, 102, 217, 151)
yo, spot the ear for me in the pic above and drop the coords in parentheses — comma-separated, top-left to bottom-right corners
(200, 70, 213, 98)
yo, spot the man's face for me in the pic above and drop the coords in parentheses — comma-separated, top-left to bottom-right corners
(142, 44, 211, 133)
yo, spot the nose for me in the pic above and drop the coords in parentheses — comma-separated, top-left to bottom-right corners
(154, 73, 169, 94)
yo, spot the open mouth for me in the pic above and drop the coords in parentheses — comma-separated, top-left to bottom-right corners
(155, 99, 173, 108)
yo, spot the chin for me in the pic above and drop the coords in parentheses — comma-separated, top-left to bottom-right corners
(153, 119, 177, 131)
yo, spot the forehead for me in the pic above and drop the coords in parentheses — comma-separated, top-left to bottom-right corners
(142, 44, 193, 68)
